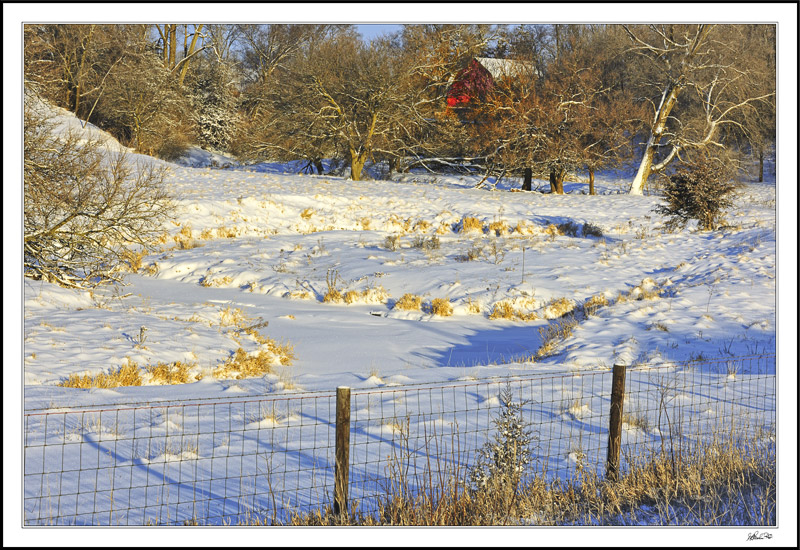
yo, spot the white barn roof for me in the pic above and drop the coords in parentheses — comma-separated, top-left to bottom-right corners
(475, 57, 537, 79)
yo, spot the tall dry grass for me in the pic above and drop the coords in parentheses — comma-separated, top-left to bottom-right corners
(275, 428, 774, 526)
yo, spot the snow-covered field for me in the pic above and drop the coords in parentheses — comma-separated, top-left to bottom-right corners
(15, 103, 789, 533)
(23, 108, 779, 404)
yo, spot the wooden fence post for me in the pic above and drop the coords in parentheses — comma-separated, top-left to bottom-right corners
(334, 386, 351, 517)
(606, 364, 627, 481)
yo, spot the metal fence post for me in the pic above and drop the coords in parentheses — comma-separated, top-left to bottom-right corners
(334, 386, 351, 517)
(606, 364, 627, 481)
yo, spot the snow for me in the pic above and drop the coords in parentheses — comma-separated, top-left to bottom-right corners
(15, 102, 787, 534)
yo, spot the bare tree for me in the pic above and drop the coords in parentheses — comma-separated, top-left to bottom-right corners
(95, 47, 192, 158)
(237, 24, 350, 85)
(23, 24, 129, 122)
(24, 93, 174, 289)
(240, 29, 427, 181)
(624, 24, 776, 194)
(153, 24, 207, 87)
(463, 28, 633, 195)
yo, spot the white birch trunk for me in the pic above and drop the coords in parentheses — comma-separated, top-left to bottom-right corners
(630, 83, 682, 195)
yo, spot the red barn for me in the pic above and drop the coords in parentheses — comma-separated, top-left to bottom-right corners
(446, 57, 536, 107)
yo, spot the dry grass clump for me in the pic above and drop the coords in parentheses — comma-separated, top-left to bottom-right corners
(216, 226, 239, 239)
(617, 278, 663, 305)
(411, 234, 440, 251)
(173, 225, 202, 250)
(543, 224, 562, 239)
(60, 363, 143, 388)
(627, 278, 662, 301)
(120, 248, 148, 273)
(146, 361, 196, 385)
(383, 234, 401, 251)
(201, 274, 234, 287)
(323, 269, 344, 303)
(542, 297, 576, 319)
(323, 288, 344, 303)
(300, 208, 315, 220)
(343, 290, 361, 304)
(536, 315, 578, 358)
(459, 216, 485, 234)
(488, 220, 510, 236)
(344, 285, 390, 305)
(513, 220, 534, 235)
(388, 214, 414, 233)
(214, 306, 295, 377)
(213, 340, 294, 380)
(213, 347, 273, 379)
(455, 243, 484, 262)
(413, 219, 432, 233)
(488, 299, 539, 322)
(428, 298, 453, 317)
(219, 306, 250, 328)
(583, 294, 609, 317)
(394, 293, 423, 311)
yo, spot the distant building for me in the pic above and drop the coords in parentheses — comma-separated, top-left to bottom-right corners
(446, 57, 537, 107)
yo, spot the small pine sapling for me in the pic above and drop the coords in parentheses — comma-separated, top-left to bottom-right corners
(468, 385, 536, 496)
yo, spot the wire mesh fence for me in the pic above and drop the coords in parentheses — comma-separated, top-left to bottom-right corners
(23, 354, 776, 525)
(23, 393, 338, 526)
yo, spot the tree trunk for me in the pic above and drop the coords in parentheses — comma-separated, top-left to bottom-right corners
(758, 149, 764, 182)
(630, 82, 682, 195)
(522, 167, 532, 191)
(387, 157, 396, 177)
(549, 167, 565, 194)
(588, 168, 596, 195)
(177, 24, 204, 88)
(314, 159, 324, 175)
(73, 26, 95, 117)
(350, 150, 367, 181)
(168, 25, 177, 70)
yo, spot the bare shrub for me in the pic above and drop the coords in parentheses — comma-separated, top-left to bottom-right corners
(383, 235, 400, 251)
(410, 235, 440, 251)
(556, 221, 581, 237)
(582, 222, 604, 238)
(24, 95, 173, 289)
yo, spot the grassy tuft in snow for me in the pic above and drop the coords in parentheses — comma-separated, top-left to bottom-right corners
(394, 293, 423, 311)
(60, 363, 143, 389)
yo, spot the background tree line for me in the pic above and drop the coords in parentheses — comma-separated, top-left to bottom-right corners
(24, 23, 776, 193)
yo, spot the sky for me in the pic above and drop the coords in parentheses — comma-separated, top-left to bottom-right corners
(357, 24, 403, 41)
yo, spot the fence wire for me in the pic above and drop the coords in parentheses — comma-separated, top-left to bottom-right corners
(23, 354, 775, 525)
